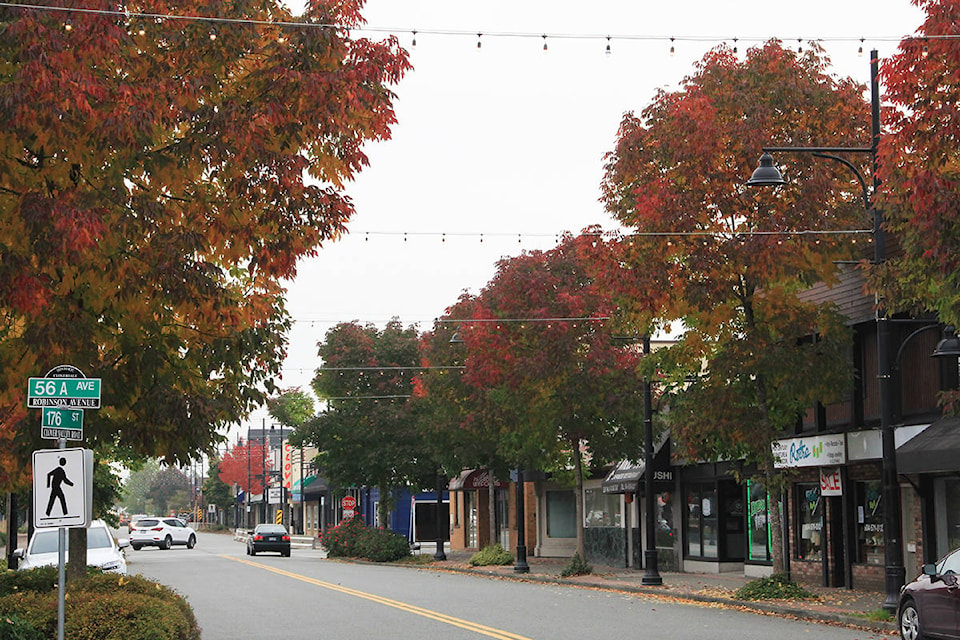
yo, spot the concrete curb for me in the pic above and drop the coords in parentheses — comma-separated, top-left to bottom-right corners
(410, 563, 898, 634)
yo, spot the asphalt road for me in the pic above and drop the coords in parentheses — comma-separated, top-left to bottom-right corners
(128, 531, 894, 640)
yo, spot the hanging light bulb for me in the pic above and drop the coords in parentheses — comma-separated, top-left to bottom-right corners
(605, 36, 611, 56)
(797, 38, 803, 53)
(64, 20, 73, 31)
(412, 30, 417, 47)
(137, 26, 145, 36)
(732, 37, 738, 54)
(669, 37, 675, 56)
(477, 32, 482, 50)
(858, 38, 864, 56)
(542, 34, 548, 52)
(209, 30, 217, 41)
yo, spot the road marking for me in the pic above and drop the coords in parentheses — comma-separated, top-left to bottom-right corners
(222, 555, 531, 639)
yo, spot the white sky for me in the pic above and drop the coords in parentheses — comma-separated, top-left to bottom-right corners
(239, 0, 925, 436)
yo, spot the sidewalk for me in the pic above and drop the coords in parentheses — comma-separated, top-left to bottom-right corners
(410, 549, 898, 635)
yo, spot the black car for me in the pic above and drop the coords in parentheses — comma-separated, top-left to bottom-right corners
(246, 524, 291, 557)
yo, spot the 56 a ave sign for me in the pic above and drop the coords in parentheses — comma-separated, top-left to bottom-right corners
(27, 378, 101, 409)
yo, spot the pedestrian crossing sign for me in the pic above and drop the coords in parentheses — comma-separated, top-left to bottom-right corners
(32, 448, 93, 528)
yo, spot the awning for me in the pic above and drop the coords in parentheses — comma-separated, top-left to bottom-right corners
(448, 469, 505, 491)
(602, 437, 672, 494)
(297, 475, 329, 497)
(898, 416, 960, 474)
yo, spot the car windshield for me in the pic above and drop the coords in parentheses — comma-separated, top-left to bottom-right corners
(30, 527, 112, 554)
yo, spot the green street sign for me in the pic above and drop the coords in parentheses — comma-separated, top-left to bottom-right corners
(27, 378, 101, 409)
(41, 407, 84, 440)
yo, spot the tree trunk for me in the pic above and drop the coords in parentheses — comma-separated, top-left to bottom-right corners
(487, 470, 497, 549)
(572, 437, 586, 559)
(67, 526, 85, 582)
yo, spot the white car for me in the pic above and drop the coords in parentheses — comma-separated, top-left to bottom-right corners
(129, 516, 197, 550)
(15, 519, 128, 574)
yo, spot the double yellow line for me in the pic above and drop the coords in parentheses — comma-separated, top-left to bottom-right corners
(224, 556, 531, 640)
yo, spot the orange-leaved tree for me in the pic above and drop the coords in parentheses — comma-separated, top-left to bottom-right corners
(455, 233, 645, 560)
(218, 439, 269, 500)
(0, 0, 410, 491)
(876, 0, 960, 411)
(602, 41, 864, 572)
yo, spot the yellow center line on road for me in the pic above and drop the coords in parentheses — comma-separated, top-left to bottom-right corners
(221, 555, 532, 640)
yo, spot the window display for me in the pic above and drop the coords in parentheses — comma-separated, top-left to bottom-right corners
(796, 483, 823, 561)
(856, 480, 883, 565)
(584, 488, 621, 527)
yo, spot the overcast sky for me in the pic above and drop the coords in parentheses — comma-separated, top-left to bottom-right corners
(238, 0, 925, 436)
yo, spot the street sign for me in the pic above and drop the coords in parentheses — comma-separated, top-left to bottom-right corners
(341, 495, 357, 510)
(41, 407, 84, 441)
(27, 378, 101, 409)
(32, 448, 93, 528)
(268, 487, 282, 503)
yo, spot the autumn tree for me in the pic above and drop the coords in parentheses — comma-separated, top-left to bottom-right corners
(0, 0, 409, 489)
(295, 320, 434, 526)
(876, 0, 960, 410)
(218, 439, 269, 499)
(450, 234, 645, 559)
(415, 293, 514, 547)
(601, 42, 864, 572)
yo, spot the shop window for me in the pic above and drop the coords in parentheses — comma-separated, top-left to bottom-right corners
(655, 491, 675, 549)
(856, 480, 884, 565)
(464, 491, 478, 548)
(584, 488, 621, 527)
(685, 483, 718, 558)
(747, 480, 772, 563)
(546, 490, 576, 538)
(796, 483, 823, 561)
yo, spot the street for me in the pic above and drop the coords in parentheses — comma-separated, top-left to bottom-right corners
(128, 531, 895, 640)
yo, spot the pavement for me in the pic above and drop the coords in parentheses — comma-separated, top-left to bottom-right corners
(404, 549, 899, 636)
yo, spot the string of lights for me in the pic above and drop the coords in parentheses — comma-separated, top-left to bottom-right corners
(353, 228, 872, 242)
(0, 1, 938, 52)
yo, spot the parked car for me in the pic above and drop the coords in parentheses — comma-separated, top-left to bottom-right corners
(14, 520, 129, 574)
(899, 546, 960, 640)
(246, 524, 291, 557)
(130, 516, 197, 550)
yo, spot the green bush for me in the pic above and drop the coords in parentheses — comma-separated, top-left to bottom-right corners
(0, 567, 59, 595)
(358, 528, 411, 562)
(469, 544, 514, 566)
(0, 571, 200, 640)
(734, 574, 815, 601)
(320, 515, 368, 557)
(560, 552, 593, 577)
(0, 613, 45, 640)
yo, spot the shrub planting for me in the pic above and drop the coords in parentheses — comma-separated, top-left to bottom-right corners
(560, 552, 593, 577)
(734, 574, 815, 601)
(319, 515, 368, 557)
(0, 570, 200, 640)
(469, 544, 514, 566)
(358, 528, 411, 562)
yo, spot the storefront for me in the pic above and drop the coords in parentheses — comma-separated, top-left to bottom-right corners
(448, 469, 507, 551)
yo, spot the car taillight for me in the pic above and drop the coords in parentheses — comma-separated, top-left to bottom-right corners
(151, 527, 163, 531)
(254, 535, 263, 541)
(282, 535, 290, 541)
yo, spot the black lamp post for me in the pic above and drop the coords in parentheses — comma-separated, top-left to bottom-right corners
(513, 467, 529, 573)
(641, 335, 663, 585)
(748, 50, 908, 612)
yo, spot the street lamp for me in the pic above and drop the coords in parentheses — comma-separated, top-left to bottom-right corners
(640, 335, 662, 585)
(747, 49, 909, 612)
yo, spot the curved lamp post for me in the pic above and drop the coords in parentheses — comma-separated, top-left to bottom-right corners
(747, 49, 910, 612)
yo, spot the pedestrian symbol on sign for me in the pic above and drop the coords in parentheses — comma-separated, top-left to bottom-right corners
(45, 457, 74, 516)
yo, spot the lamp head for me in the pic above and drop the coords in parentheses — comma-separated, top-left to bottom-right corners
(747, 153, 787, 187)
(933, 325, 960, 358)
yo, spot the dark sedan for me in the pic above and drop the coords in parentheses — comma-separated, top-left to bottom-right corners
(899, 547, 960, 640)
(246, 524, 291, 557)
